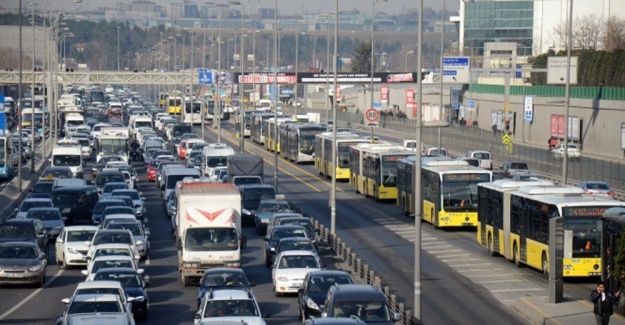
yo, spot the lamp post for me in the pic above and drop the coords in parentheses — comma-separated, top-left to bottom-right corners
(18, 0, 23, 192)
(414, 0, 424, 321)
(116, 25, 120, 71)
(330, 0, 339, 234)
(438, 0, 445, 151)
(228, 0, 245, 153)
(252, 30, 261, 108)
(562, 0, 573, 184)
(404, 50, 413, 71)
(273, 0, 278, 191)
(370, 0, 388, 141)
(294, 30, 302, 117)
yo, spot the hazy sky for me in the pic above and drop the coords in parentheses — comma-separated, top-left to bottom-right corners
(6, 0, 460, 16)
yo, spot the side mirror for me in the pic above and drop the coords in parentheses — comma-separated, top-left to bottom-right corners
(61, 298, 70, 304)
(134, 255, 140, 260)
(136, 240, 144, 246)
(140, 197, 146, 201)
(144, 281, 151, 288)
(137, 268, 144, 274)
(392, 312, 402, 321)
(194, 313, 201, 320)
(145, 229, 151, 236)
(84, 241, 91, 246)
(41, 253, 47, 260)
(240, 235, 247, 250)
(81, 270, 88, 276)
(262, 312, 270, 318)
(263, 237, 269, 242)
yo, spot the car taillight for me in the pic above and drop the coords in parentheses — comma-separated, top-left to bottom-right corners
(608, 191, 615, 197)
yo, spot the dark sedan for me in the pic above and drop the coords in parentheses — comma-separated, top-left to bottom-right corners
(298, 270, 353, 321)
(263, 225, 308, 266)
(196, 268, 255, 307)
(93, 267, 150, 319)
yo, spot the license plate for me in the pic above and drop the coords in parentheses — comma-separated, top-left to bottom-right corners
(4, 273, 23, 278)
(291, 283, 301, 288)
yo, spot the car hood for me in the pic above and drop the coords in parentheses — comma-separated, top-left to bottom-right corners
(0, 258, 40, 269)
(305, 292, 327, 305)
(200, 317, 266, 325)
(42, 220, 64, 229)
(275, 268, 319, 278)
(65, 241, 90, 251)
(124, 286, 147, 299)
(0, 237, 35, 244)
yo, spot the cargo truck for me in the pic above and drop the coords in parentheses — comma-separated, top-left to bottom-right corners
(175, 181, 247, 286)
(227, 154, 264, 186)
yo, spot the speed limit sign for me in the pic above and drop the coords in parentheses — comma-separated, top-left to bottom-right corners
(365, 108, 379, 127)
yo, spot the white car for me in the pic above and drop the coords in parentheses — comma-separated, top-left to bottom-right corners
(195, 289, 268, 325)
(86, 243, 140, 265)
(86, 229, 141, 262)
(58, 294, 135, 325)
(66, 280, 135, 314)
(110, 189, 146, 218)
(272, 250, 322, 296)
(81, 255, 142, 281)
(552, 144, 582, 160)
(55, 226, 99, 268)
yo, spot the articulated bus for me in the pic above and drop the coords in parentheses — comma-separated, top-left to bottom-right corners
(263, 117, 293, 153)
(183, 101, 202, 125)
(21, 108, 44, 134)
(251, 112, 282, 145)
(480, 185, 625, 277)
(601, 208, 625, 294)
(397, 158, 492, 226)
(314, 132, 369, 180)
(159, 92, 169, 108)
(0, 134, 15, 179)
(349, 143, 396, 193)
(243, 110, 264, 137)
(280, 123, 326, 163)
(167, 96, 183, 115)
(204, 100, 226, 120)
(352, 145, 413, 200)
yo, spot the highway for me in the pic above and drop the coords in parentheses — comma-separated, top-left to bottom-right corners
(0, 118, 598, 325)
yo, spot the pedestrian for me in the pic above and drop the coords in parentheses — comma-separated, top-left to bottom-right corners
(459, 118, 467, 126)
(492, 124, 498, 135)
(591, 280, 620, 325)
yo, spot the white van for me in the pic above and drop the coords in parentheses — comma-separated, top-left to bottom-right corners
(467, 150, 493, 170)
(201, 143, 235, 177)
(51, 145, 84, 178)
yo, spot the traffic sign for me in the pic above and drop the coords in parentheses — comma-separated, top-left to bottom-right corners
(524, 96, 533, 122)
(502, 133, 512, 144)
(198, 69, 214, 84)
(442, 57, 471, 83)
(547, 56, 578, 85)
(365, 108, 379, 128)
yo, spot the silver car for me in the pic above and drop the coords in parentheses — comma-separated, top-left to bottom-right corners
(104, 220, 150, 259)
(0, 242, 47, 287)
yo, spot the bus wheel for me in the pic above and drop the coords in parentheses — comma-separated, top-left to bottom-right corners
(513, 243, 522, 267)
(488, 234, 497, 256)
(541, 252, 549, 276)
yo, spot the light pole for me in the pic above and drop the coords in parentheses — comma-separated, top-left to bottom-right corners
(370, 0, 388, 140)
(252, 30, 261, 108)
(30, 0, 36, 173)
(330, 0, 339, 234)
(159, 31, 163, 71)
(414, 0, 424, 321)
(294, 30, 302, 117)
(116, 25, 120, 71)
(438, 0, 446, 151)
(562, 0, 573, 184)
(404, 50, 413, 71)
(229, 0, 245, 152)
(18, 0, 23, 192)
(273, 0, 278, 192)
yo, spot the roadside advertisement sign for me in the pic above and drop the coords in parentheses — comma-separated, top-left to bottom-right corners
(380, 84, 388, 104)
(550, 114, 580, 141)
(524, 96, 533, 122)
(406, 89, 415, 117)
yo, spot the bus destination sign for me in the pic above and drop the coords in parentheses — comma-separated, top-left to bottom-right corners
(443, 173, 491, 182)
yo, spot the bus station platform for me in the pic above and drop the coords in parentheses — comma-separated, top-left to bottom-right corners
(515, 296, 625, 325)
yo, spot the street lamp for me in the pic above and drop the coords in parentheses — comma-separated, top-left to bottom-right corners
(116, 25, 120, 71)
(403, 50, 413, 71)
(370, 0, 388, 141)
(330, 0, 339, 234)
(273, 0, 278, 191)
(228, 0, 245, 152)
(252, 30, 262, 108)
(437, 0, 446, 151)
(562, 0, 574, 184)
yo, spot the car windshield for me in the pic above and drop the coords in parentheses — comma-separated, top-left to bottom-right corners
(67, 230, 96, 242)
(585, 182, 610, 190)
(26, 210, 61, 221)
(42, 169, 72, 178)
(67, 301, 121, 314)
(21, 201, 51, 211)
(33, 183, 54, 193)
(94, 272, 141, 288)
(92, 260, 134, 273)
(96, 174, 124, 185)
(104, 184, 128, 193)
(279, 255, 318, 269)
(277, 240, 315, 253)
(271, 228, 307, 241)
(259, 202, 290, 214)
(510, 163, 528, 169)
(203, 300, 259, 318)
(52, 155, 81, 166)
(94, 248, 131, 259)
(333, 302, 390, 322)
(0, 246, 37, 259)
(93, 233, 132, 245)
(201, 271, 250, 288)
(112, 191, 140, 200)
(307, 275, 352, 293)
(107, 223, 142, 236)
(51, 193, 79, 205)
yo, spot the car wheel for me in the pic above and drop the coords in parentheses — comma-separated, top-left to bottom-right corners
(61, 255, 68, 269)
(37, 272, 45, 288)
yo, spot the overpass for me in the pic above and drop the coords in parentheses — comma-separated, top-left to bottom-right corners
(0, 70, 195, 85)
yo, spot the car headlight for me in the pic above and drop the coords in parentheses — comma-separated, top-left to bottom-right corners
(67, 247, 79, 254)
(242, 209, 250, 215)
(262, 219, 270, 224)
(183, 262, 199, 268)
(277, 276, 289, 282)
(305, 297, 320, 310)
(28, 264, 42, 272)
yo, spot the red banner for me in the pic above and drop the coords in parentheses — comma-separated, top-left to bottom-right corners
(406, 89, 415, 117)
(551, 114, 565, 137)
(381, 84, 388, 103)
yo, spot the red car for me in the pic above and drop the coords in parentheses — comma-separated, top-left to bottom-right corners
(178, 139, 189, 159)
(146, 160, 161, 182)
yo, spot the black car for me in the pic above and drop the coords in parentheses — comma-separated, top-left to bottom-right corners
(196, 268, 255, 307)
(94, 170, 125, 193)
(274, 237, 319, 265)
(93, 267, 150, 319)
(91, 199, 127, 224)
(298, 271, 354, 321)
(263, 225, 308, 266)
(50, 186, 99, 225)
(29, 181, 54, 199)
(320, 284, 401, 324)
(238, 184, 276, 226)
(0, 218, 48, 251)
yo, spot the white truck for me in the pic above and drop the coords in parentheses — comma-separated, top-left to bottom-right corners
(175, 181, 247, 286)
(96, 127, 130, 163)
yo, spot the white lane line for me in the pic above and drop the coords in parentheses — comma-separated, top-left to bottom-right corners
(490, 288, 544, 293)
(435, 254, 471, 258)
(426, 249, 462, 253)
(448, 263, 492, 267)
(439, 258, 482, 262)
(457, 269, 497, 272)
(467, 273, 516, 277)
(421, 240, 449, 245)
(0, 268, 64, 320)
(476, 279, 523, 284)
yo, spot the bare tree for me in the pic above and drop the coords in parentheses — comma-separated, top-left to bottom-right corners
(573, 14, 604, 49)
(604, 16, 625, 51)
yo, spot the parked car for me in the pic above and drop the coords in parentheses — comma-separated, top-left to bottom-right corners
(552, 143, 582, 160)
(579, 181, 615, 198)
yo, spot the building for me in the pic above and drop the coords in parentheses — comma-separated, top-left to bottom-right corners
(457, 0, 625, 58)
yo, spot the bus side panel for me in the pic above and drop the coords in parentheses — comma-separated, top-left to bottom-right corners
(496, 228, 505, 255)
(365, 177, 375, 197)
(423, 199, 436, 224)
(477, 221, 485, 246)
(408, 193, 415, 216)
(336, 166, 350, 181)
(357, 175, 366, 195)
(525, 238, 548, 272)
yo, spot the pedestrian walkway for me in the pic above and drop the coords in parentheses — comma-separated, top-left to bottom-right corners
(515, 296, 625, 325)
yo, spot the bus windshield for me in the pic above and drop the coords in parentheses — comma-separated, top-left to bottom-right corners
(566, 217, 601, 258)
(185, 103, 201, 113)
(381, 155, 409, 187)
(173, 125, 193, 137)
(22, 112, 43, 124)
(169, 98, 182, 106)
(299, 132, 317, 155)
(53, 155, 81, 167)
(206, 157, 228, 168)
(442, 173, 491, 211)
(99, 139, 127, 156)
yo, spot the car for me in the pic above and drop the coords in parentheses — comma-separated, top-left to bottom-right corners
(238, 184, 277, 226)
(53, 178, 88, 189)
(195, 289, 269, 325)
(466, 150, 493, 170)
(274, 237, 319, 265)
(81, 255, 142, 281)
(0, 242, 47, 287)
(92, 199, 127, 224)
(552, 143, 582, 160)
(275, 217, 318, 242)
(579, 181, 615, 198)
(50, 185, 100, 226)
(298, 270, 354, 321)
(101, 182, 130, 199)
(304, 317, 366, 325)
(110, 189, 146, 219)
(24, 207, 65, 239)
(272, 250, 322, 296)
(166, 190, 177, 219)
(321, 284, 401, 324)
(104, 220, 150, 259)
(501, 162, 530, 178)
(254, 199, 292, 235)
(0, 218, 48, 251)
(264, 225, 309, 266)
(94, 170, 125, 194)
(102, 208, 137, 225)
(92, 155, 124, 177)
(29, 181, 55, 199)
(93, 268, 150, 319)
(196, 268, 255, 307)
(456, 157, 481, 168)
(266, 213, 305, 238)
(87, 229, 141, 261)
(66, 280, 134, 317)
(57, 294, 132, 325)
(14, 197, 54, 218)
(55, 225, 99, 269)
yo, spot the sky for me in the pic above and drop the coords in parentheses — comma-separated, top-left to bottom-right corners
(5, 0, 460, 16)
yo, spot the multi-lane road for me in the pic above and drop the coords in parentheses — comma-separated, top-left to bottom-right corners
(0, 119, 597, 325)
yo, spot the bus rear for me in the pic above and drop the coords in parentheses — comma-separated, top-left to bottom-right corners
(168, 97, 182, 115)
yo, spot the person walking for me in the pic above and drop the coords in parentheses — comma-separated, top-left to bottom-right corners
(591, 281, 621, 325)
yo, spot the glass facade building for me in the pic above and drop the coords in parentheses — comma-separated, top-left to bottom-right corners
(463, 1, 534, 56)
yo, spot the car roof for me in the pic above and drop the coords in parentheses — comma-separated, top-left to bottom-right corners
(95, 267, 141, 275)
(92, 255, 135, 262)
(26, 207, 60, 212)
(277, 250, 316, 257)
(95, 229, 132, 235)
(22, 198, 53, 203)
(76, 280, 124, 290)
(208, 289, 255, 301)
(51, 185, 96, 193)
(64, 225, 100, 231)
(0, 241, 38, 248)
(71, 293, 121, 303)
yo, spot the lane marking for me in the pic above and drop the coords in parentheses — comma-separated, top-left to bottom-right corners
(0, 268, 64, 320)
(490, 288, 543, 293)
(476, 279, 523, 284)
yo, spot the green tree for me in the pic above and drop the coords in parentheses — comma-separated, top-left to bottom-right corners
(351, 41, 371, 73)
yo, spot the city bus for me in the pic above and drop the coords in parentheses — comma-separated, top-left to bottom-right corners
(204, 100, 225, 120)
(183, 101, 202, 125)
(280, 123, 326, 163)
(159, 92, 169, 108)
(263, 117, 293, 153)
(349, 143, 396, 193)
(601, 208, 625, 294)
(167, 96, 183, 115)
(314, 131, 369, 180)
(21, 108, 44, 132)
(90, 88, 105, 104)
(0, 133, 15, 179)
(396, 158, 492, 227)
(483, 185, 625, 277)
(243, 110, 264, 138)
(251, 112, 281, 145)
(360, 147, 414, 200)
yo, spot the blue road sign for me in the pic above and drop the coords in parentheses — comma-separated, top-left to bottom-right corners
(0, 112, 6, 136)
(442, 56, 470, 83)
(198, 69, 214, 84)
